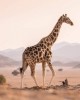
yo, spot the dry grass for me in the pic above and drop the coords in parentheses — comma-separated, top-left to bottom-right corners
(0, 67, 80, 100)
(0, 84, 80, 100)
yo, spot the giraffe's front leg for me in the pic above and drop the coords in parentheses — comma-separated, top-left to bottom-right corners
(42, 61, 46, 88)
(47, 60, 55, 86)
(30, 65, 38, 86)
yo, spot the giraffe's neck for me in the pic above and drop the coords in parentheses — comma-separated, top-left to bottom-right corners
(48, 17, 63, 46)
(38, 17, 64, 49)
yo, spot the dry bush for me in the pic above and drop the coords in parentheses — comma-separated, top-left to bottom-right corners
(0, 75, 6, 84)
(58, 68, 63, 71)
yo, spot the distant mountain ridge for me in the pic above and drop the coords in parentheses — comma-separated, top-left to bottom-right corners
(53, 42, 80, 62)
(0, 54, 20, 67)
(0, 42, 80, 68)
(0, 47, 24, 61)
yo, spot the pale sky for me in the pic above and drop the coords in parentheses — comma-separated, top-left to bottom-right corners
(0, 0, 80, 50)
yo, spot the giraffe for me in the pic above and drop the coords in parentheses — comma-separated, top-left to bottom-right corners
(20, 14, 73, 88)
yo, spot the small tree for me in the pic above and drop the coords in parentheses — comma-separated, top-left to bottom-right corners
(0, 75, 6, 85)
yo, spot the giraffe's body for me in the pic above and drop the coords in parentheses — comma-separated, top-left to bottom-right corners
(23, 37, 52, 63)
(20, 14, 73, 88)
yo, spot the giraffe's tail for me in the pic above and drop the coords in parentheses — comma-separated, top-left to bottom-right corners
(12, 67, 20, 76)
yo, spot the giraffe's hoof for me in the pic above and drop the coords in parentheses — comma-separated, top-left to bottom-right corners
(41, 86, 47, 89)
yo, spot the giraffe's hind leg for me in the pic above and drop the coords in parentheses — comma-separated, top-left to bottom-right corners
(20, 61, 28, 88)
(30, 65, 38, 86)
(47, 60, 55, 86)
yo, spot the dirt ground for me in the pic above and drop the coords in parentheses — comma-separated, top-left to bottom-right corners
(0, 67, 80, 100)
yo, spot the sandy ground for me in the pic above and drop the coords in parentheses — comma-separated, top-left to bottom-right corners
(0, 66, 80, 100)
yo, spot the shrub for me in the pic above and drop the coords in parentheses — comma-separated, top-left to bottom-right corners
(58, 68, 63, 71)
(0, 75, 6, 85)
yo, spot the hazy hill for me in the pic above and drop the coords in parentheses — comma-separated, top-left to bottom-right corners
(0, 47, 24, 61)
(53, 61, 80, 67)
(0, 54, 20, 67)
(0, 42, 80, 67)
(53, 42, 80, 62)
(73, 64, 80, 68)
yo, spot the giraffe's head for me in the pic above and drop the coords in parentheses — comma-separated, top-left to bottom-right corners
(61, 14, 73, 26)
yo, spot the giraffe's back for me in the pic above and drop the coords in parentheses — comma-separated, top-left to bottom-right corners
(23, 43, 52, 64)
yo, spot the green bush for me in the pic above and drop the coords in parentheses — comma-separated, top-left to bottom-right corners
(0, 75, 6, 84)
